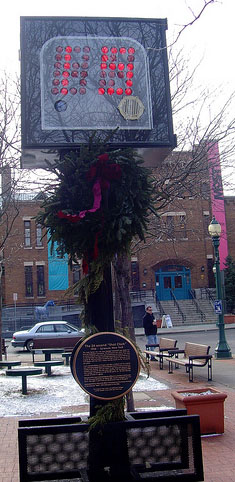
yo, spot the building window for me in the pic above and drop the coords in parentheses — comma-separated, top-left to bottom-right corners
(72, 264, 81, 295)
(24, 220, 31, 247)
(37, 265, 45, 296)
(131, 261, 140, 291)
(36, 224, 43, 247)
(203, 214, 210, 236)
(178, 215, 187, 238)
(166, 216, 174, 238)
(25, 266, 33, 297)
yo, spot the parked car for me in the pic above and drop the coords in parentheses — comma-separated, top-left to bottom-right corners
(11, 321, 84, 352)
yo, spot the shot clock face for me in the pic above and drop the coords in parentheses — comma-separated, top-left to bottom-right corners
(40, 37, 152, 130)
(21, 17, 176, 155)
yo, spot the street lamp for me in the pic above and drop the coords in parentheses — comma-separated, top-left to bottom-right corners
(208, 217, 232, 359)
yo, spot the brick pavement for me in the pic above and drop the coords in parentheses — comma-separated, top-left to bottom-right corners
(0, 357, 235, 482)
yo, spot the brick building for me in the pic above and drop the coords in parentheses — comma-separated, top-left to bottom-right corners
(2, 194, 81, 306)
(1, 143, 235, 307)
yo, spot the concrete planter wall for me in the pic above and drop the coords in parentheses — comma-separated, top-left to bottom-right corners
(224, 314, 235, 324)
(171, 387, 227, 435)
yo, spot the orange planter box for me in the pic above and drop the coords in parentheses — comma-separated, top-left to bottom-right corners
(224, 314, 235, 324)
(171, 387, 227, 435)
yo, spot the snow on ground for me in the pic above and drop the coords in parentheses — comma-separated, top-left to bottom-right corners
(0, 366, 168, 417)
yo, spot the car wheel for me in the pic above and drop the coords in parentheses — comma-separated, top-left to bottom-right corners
(25, 339, 34, 352)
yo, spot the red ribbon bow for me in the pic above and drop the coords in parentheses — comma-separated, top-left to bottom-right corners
(57, 153, 121, 222)
(57, 153, 122, 272)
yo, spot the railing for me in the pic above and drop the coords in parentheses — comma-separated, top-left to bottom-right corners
(189, 290, 206, 322)
(170, 290, 186, 323)
(200, 287, 216, 307)
(155, 297, 166, 317)
(129, 290, 155, 302)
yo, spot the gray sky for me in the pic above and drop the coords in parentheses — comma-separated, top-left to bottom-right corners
(1, 0, 234, 93)
(1, 0, 234, 191)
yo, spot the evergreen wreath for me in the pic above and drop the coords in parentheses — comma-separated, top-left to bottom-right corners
(38, 137, 154, 302)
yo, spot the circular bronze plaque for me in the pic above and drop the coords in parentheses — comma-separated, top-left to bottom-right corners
(71, 332, 140, 400)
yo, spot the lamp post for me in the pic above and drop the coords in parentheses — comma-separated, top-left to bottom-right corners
(208, 217, 232, 359)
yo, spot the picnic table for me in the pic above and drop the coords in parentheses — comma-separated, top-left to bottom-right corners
(32, 348, 64, 363)
(62, 352, 72, 366)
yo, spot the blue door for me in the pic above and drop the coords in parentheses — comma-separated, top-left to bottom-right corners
(155, 266, 191, 300)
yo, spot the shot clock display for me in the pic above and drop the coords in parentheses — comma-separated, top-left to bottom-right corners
(20, 16, 176, 165)
(40, 36, 152, 130)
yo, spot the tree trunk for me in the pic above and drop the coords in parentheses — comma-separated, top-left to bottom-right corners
(113, 253, 136, 342)
(112, 253, 136, 412)
(0, 277, 2, 361)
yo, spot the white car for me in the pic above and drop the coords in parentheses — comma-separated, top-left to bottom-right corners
(11, 321, 84, 352)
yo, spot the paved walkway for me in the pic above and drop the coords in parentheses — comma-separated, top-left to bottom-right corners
(1, 328, 235, 481)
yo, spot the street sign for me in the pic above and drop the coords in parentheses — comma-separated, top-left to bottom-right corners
(214, 300, 222, 314)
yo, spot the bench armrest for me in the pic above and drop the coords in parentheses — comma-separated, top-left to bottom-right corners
(145, 344, 159, 350)
(189, 354, 212, 360)
(159, 347, 179, 353)
(168, 349, 184, 355)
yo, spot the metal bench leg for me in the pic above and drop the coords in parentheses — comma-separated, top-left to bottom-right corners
(189, 364, 193, 382)
(208, 360, 212, 381)
(22, 375, 27, 395)
(159, 355, 163, 370)
(168, 360, 173, 374)
(46, 365, 52, 376)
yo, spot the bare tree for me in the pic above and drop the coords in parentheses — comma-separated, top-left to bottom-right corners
(0, 72, 28, 359)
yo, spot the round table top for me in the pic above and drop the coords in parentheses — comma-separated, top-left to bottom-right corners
(41, 349, 64, 353)
(0, 361, 21, 366)
(34, 361, 64, 366)
(6, 368, 43, 376)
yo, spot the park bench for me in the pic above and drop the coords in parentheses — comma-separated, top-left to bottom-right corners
(18, 414, 204, 481)
(143, 337, 178, 369)
(34, 360, 64, 376)
(165, 342, 212, 382)
(0, 360, 21, 369)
